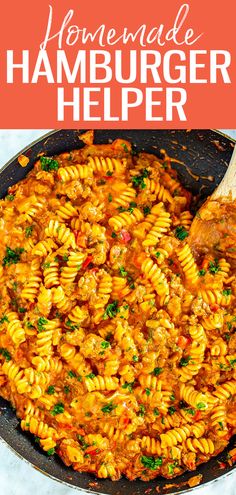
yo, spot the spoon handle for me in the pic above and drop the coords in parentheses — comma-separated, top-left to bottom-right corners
(212, 144, 236, 200)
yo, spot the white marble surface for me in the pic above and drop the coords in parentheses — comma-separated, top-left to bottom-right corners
(0, 129, 236, 495)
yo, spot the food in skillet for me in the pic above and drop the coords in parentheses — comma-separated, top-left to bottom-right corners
(0, 133, 235, 481)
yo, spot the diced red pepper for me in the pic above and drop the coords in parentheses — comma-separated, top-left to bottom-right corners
(177, 335, 191, 349)
(85, 446, 100, 456)
(193, 411, 202, 421)
(122, 417, 130, 426)
(218, 462, 226, 469)
(82, 255, 93, 269)
(210, 304, 219, 312)
(77, 428, 85, 436)
(120, 229, 131, 243)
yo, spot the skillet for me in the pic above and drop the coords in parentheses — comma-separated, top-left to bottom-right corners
(0, 129, 235, 494)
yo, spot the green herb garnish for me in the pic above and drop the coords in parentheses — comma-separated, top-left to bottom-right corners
(198, 269, 206, 277)
(25, 226, 34, 238)
(141, 455, 162, 470)
(101, 402, 117, 414)
(179, 356, 191, 367)
(175, 226, 188, 240)
(103, 300, 119, 319)
(138, 404, 146, 416)
(122, 381, 134, 393)
(40, 156, 59, 172)
(51, 402, 64, 416)
(209, 259, 219, 274)
(121, 143, 129, 153)
(153, 367, 163, 376)
(119, 266, 128, 277)
(0, 315, 9, 325)
(37, 317, 48, 332)
(46, 385, 55, 395)
(0, 348, 11, 361)
(196, 402, 206, 410)
(47, 448, 55, 456)
(2, 246, 24, 267)
(223, 289, 232, 296)
(131, 169, 150, 189)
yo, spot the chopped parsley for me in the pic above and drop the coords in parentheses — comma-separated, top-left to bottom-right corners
(168, 462, 178, 475)
(106, 171, 113, 176)
(51, 402, 64, 416)
(119, 266, 128, 277)
(77, 434, 89, 450)
(186, 408, 195, 416)
(209, 259, 219, 274)
(64, 385, 70, 394)
(40, 156, 59, 172)
(0, 315, 9, 325)
(65, 319, 78, 331)
(46, 386, 55, 395)
(168, 406, 176, 415)
(196, 402, 206, 410)
(47, 448, 55, 456)
(153, 408, 159, 416)
(68, 370, 76, 378)
(145, 388, 151, 396)
(117, 206, 126, 213)
(6, 194, 14, 201)
(121, 143, 129, 153)
(111, 232, 117, 238)
(179, 356, 191, 367)
(230, 358, 236, 368)
(103, 300, 119, 319)
(127, 201, 137, 214)
(138, 404, 146, 416)
(141, 455, 162, 470)
(2, 246, 24, 267)
(198, 269, 206, 277)
(175, 226, 188, 240)
(108, 193, 113, 202)
(155, 252, 161, 258)
(133, 355, 139, 362)
(143, 205, 151, 216)
(223, 289, 232, 296)
(25, 226, 34, 238)
(37, 317, 48, 332)
(101, 402, 117, 414)
(218, 421, 224, 430)
(0, 348, 12, 361)
(131, 169, 150, 189)
(101, 341, 110, 349)
(122, 381, 134, 393)
(62, 254, 69, 262)
(153, 367, 163, 376)
(86, 373, 96, 379)
(18, 307, 26, 313)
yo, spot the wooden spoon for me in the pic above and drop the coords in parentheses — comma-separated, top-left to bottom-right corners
(189, 144, 236, 258)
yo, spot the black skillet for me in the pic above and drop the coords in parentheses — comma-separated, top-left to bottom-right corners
(0, 129, 235, 494)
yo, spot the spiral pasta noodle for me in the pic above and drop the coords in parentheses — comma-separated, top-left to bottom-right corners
(0, 135, 235, 481)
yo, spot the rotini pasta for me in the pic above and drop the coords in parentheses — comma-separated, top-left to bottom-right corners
(0, 135, 235, 482)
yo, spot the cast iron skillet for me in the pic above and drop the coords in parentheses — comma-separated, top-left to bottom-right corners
(0, 129, 235, 495)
